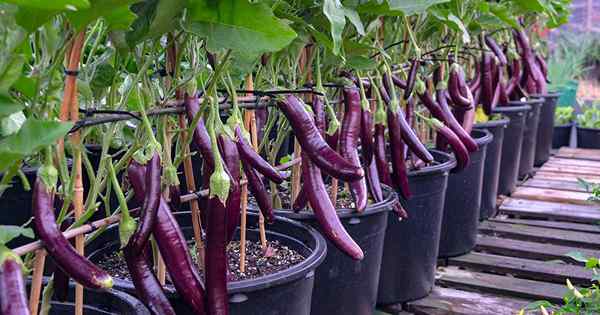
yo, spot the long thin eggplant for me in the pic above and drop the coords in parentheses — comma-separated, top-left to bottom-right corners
(513, 29, 547, 94)
(0, 248, 29, 315)
(391, 74, 407, 89)
(277, 95, 363, 181)
(387, 105, 433, 163)
(128, 166, 206, 315)
(374, 123, 393, 187)
(506, 57, 522, 98)
(366, 159, 384, 203)
(185, 92, 214, 170)
(242, 159, 275, 223)
(535, 53, 549, 83)
(218, 134, 242, 243)
(234, 126, 284, 184)
(448, 63, 473, 108)
(33, 178, 112, 290)
(404, 59, 419, 99)
(124, 245, 176, 315)
(206, 195, 229, 315)
(421, 85, 479, 153)
(127, 152, 161, 254)
(360, 106, 374, 166)
(387, 109, 412, 199)
(484, 35, 508, 65)
(481, 52, 494, 115)
(432, 120, 470, 171)
(341, 87, 368, 212)
(52, 218, 73, 302)
(302, 152, 363, 260)
(312, 96, 326, 134)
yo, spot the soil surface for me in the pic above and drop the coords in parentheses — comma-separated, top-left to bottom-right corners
(97, 240, 305, 283)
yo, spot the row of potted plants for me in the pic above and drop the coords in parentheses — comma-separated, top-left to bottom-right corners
(553, 105, 600, 149)
(0, 1, 571, 315)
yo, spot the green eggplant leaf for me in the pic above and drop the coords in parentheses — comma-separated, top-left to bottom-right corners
(186, 0, 297, 54)
(0, 225, 34, 245)
(0, 119, 73, 156)
(3, 0, 89, 10)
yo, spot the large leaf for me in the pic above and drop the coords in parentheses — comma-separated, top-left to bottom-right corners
(388, 0, 450, 15)
(3, 0, 89, 10)
(323, 0, 346, 55)
(0, 95, 23, 119)
(67, 0, 137, 31)
(0, 54, 25, 93)
(186, 0, 297, 54)
(447, 14, 470, 44)
(127, 0, 186, 44)
(15, 7, 60, 32)
(0, 225, 33, 245)
(0, 118, 73, 155)
(513, 0, 546, 12)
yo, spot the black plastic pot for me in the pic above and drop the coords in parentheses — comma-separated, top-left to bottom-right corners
(88, 212, 326, 315)
(514, 98, 544, 179)
(28, 278, 150, 314)
(268, 188, 396, 315)
(473, 116, 510, 220)
(553, 123, 573, 149)
(493, 104, 531, 195)
(577, 126, 600, 149)
(377, 151, 456, 305)
(532, 92, 561, 166)
(438, 129, 493, 258)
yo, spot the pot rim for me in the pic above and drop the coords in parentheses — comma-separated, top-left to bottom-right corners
(474, 115, 510, 128)
(492, 104, 532, 113)
(408, 149, 457, 177)
(576, 126, 600, 132)
(555, 122, 574, 128)
(531, 92, 562, 99)
(472, 128, 494, 147)
(507, 98, 544, 107)
(269, 185, 398, 220)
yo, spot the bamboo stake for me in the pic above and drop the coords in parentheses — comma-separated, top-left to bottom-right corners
(63, 31, 86, 315)
(243, 74, 267, 250)
(178, 115, 205, 269)
(28, 249, 46, 315)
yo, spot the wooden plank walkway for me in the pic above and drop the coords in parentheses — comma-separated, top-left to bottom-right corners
(378, 147, 600, 314)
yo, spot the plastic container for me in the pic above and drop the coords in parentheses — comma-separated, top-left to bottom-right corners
(552, 123, 573, 149)
(88, 212, 326, 315)
(577, 126, 600, 149)
(514, 98, 544, 179)
(474, 116, 510, 220)
(377, 151, 456, 305)
(269, 187, 397, 315)
(493, 104, 531, 195)
(438, 129, 493, 258)
(28, 278, 150, 314)
(532, 92, 561, 166)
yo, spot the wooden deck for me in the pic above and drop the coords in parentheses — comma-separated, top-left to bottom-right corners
(378, 147, 600, 314)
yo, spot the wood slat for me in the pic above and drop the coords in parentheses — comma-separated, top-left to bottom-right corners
(403, 287, 530, 315)
(475, 235, 599, 264)
(540, 164, 600, 177)
(511, 187, 593, 205)
(521, 178, 588, 193)
(499, 198, 600, 223)
(478, 221, 600, 249)
(448, 252, 592, 285)
(534, 172, 600, 184)
(535, 171, 600, 181)
(436, 267, 567, 304)
(556, 147, 600, 161)
(489, 217, 600, 234)
(546, 157, 600, 168)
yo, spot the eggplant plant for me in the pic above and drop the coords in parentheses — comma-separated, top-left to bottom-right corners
(0, 0, 572, 314)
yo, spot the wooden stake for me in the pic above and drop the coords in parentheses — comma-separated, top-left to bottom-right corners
(242, 74, 267, 249)
(178, 115, 205, 269)
(28, 249, 46, 315)
(63, 31, 86, 315)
